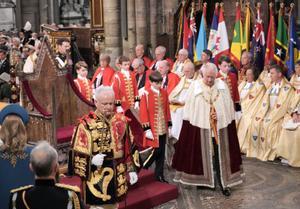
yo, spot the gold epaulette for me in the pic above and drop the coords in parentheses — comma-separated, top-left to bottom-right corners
(10, 185, 33, 193)
(55, 183, 81, 193)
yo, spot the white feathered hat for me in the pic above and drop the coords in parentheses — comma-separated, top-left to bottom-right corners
(23, 21, 32, 31)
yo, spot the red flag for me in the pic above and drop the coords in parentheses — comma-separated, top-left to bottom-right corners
(265, 3, 276, 65)
(183, 12, 189, 49)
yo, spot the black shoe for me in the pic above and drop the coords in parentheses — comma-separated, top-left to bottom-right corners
(156, 176, 168, 183)
(222, 187, 231, 196)
(197, 186, 216, 191)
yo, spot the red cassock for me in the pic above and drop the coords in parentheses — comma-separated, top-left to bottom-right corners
(91, 65, 115, 87)
(164, 72, 180, 95)
(112, 71, 139, 111)
(142, 56, 152, 69)
(149, 58, 174, 71)
(217, 72, 240, 103)
(139, 88, 171, 148)
(74, 78, 93, 101)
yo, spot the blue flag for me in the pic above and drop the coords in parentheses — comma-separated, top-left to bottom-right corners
(207, 4, 219, 59)
(194, 5, 207, 62)
(286, 11, 300, 79)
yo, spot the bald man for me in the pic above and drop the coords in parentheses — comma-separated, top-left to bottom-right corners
(135, 44, 152, 69)
(171, 48, 191, 77)
(149, 46, 174, 71)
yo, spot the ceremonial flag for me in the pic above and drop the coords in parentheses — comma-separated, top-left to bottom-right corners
(286, 4, 300, 79)
(182, 11, 189, 49)
(175, 2, 185, 55)
(194, 3, 207, 62)
(242, 3, 251, 51)
(207, 3, 219, 58)
(187, 2, 197, 61)
(214, 3, 230, 64)
(230, 2, 243, 69)
(251, 3, 265, 73)
(265, 3, 276, 65)
(274, 4, 288, 67)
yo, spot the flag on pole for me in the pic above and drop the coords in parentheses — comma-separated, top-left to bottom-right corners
(175, 2, 185, 55)
(194, 2, 207, 62)
(182, 11, 189, 50)
(187, 2, 197, 61)
(286, 3, 300, 79)
(230, 2, 243, 69)
(242, 2, 251, 51)
(214, 3, 230, 64)
(207, 3, 219, 59)
(274, 3, 288, 67)
(265, 3, 276, 65)
(251, 3, 265, 74)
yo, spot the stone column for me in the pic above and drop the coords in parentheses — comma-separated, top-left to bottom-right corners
(135, 0, 147, 46)
(103, 0, 122, 68)
(163, 0, 176, 34)
(149, 0, 157, 50)
(126, 0, 136, 59)
(162, 0, 177, 56)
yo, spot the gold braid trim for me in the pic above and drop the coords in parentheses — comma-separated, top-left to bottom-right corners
(22, 191, 30, 209)
(10, 185, 33, 193)
(55, 183, 81, 193)
(72, 191, 81, 209)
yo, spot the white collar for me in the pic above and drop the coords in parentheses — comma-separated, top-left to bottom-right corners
(151, 86, 160, 95)
(77, 75, 87, 80)
(219, 70, 228, 78)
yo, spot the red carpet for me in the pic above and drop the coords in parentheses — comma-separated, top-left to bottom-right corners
(61, 169, 178, 209)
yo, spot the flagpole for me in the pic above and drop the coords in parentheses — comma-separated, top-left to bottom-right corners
(288, 3, 295, 41)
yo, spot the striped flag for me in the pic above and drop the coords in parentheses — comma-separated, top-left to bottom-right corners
(242, 3, 251, 51)
(274, 3, 288, 67)
(194, 3, 207, 62)
(214, 3, 230, 64)
(207, 3, 219, 59)
(230, 2, 243, 69)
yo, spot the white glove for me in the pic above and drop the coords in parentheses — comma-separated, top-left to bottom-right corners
(235, 111, 242, 121)
(129, 172, 138, 185)
(116, 106, 124, 113)
(168, 127, 172, 137)
(91, 153, 106, 167)
(134, 101, 139, 110)
(145, 129, 154, 140)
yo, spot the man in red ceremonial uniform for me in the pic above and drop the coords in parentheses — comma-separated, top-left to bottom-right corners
(91, 54, 115, 88)
(69, 86, 139, 209)
(139, 71, 172, 183)
(158, 60, 180, 95)
(135, 44, 152, 69)
(112, 56, 140, 113)
(149, 46, 174, 71)
(145, 60, 180, 95)
(73, 61, 92, 101)
(217, 56, 241, 111)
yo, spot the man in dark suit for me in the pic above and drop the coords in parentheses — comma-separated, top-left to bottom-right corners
(0, 46, 10, 75)
(9, 141, 85, 209)
(0, 46, 11, 101)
